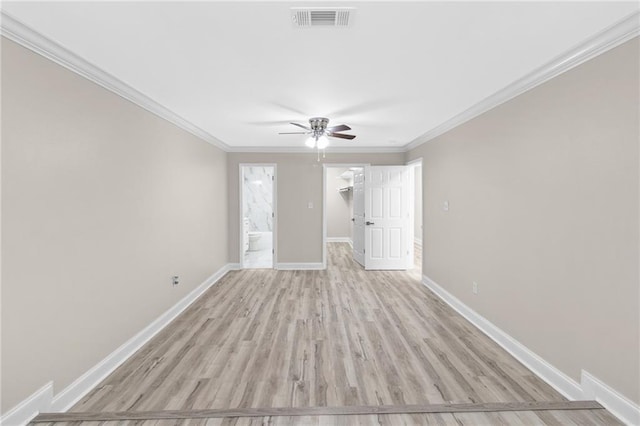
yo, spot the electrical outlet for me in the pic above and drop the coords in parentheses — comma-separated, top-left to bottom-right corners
(472, 281, 478, 294)
(443, 201, 449, 211)
(172, 276, 179, 286)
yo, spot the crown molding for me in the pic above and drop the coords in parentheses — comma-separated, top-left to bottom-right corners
(404, 10, 640, 152)
(228, 145, 405, 154)
(0, 11, 396, 156)
(0, 11, 231, 152)
(4, 9, 637, 155)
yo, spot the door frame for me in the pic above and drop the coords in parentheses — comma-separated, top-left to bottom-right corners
(322, 163, 369, 269)
(239, 163, 277, 269)
(406, 157, 423, 270)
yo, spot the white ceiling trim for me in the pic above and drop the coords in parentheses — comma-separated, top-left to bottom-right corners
(0, 11, 231, 152)
(228, 145, 405, 154)
(404, 10, 640, 152)
(2, 9, 638, 155)
(0, 10, 401, 155)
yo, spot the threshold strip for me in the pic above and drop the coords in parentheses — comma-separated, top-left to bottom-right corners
(33, 400, 603, 423)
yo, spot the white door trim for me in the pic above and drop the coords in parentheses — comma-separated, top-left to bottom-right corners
(322, 163, 369, 269)
(406, 158, 423, 270)
(239, 163, 277, 269)
(406, 159, 423, 166)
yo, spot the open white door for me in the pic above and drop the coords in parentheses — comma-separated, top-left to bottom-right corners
(364, 166, 410, 270)
(352, 168, 365, 266)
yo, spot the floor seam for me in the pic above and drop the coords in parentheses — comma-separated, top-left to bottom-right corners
(32, 400, 604, 423)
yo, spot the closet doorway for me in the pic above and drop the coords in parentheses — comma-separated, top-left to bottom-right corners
(240, 164, 276, 269)
(322, 164, 367, 268)
(323, 163, 418, 271)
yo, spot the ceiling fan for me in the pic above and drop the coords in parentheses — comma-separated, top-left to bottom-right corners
(279, 117, 356, 149)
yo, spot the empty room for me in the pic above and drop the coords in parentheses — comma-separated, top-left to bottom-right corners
(1, 1, 638, 425)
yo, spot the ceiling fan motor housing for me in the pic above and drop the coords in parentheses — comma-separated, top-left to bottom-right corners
(309, 117, 329, 133)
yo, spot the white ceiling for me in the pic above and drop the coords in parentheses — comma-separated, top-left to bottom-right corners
(2, 1, 638, 151)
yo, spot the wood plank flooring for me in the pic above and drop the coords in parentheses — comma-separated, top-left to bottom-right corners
(33, 243, 621, 425)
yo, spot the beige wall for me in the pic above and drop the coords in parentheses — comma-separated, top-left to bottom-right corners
(227, 153, 405, 264)
(407, 38, 640, 403)
(326, 167, 352, 239)
(1, 39, 228, 411)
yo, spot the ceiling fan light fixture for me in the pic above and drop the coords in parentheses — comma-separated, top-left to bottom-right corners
(305, 136, 316, 148)
(316, 135, 329, 150)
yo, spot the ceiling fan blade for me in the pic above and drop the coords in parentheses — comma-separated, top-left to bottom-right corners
(328, 132, 356, 140)
(279, 132, 309, 134)
(290, 122, 311, 131)
(326, 124, 351, 133)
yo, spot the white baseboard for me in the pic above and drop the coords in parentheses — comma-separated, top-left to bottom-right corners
(422, 274, 640, 425)
(581, 370, 640, 426)
(227, 263, 242, 271)
(327, 237, 351, 243)
(327, 237, 353, 248)
(276, 262, 324, 270)
(421, 275, 583, 400)
(1, 263, 235, 425)
(51, 263, 234, 412)
(0, 382, 53, 426)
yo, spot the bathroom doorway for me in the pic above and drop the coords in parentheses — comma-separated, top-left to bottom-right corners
(240, 164, 276, 269)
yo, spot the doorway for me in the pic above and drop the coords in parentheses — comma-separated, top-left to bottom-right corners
(322, 164, 367, 269)
(240, 165, 276, 269)
(324, 164, 416, 271)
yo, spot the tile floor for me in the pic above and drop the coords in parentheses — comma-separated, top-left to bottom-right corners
(243, 248, 272, 268)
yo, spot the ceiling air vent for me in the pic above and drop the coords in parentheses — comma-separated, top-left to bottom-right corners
(291, 7, 355, 28)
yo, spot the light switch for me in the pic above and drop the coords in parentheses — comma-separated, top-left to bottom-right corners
(308, 202, 313, 209)
(443, 201, 449, 211)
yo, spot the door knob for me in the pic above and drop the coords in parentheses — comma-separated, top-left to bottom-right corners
(366, 221, 375, 225)
(351, 218, 355, 222)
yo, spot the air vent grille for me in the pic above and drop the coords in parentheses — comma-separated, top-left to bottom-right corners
(291, 8, 355, 28)
(310, 10, 337, 25)
(336, 10, 350, 26)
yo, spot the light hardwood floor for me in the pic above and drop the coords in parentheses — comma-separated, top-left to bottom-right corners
(33, 243, 621, 425)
